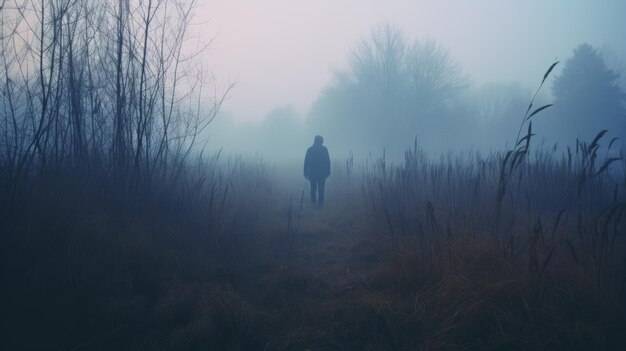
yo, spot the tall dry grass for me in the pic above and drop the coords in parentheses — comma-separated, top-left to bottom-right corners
(0, 154, 274, 350)
(360, 64, 626, 349)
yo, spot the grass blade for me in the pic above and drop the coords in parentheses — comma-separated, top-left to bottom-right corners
(526, 104, 553, 121)
(542, 61, 559, 83)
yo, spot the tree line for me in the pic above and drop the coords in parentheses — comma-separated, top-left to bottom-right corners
(306, 24, 626, 157)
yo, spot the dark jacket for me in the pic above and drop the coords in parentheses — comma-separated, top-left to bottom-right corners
(304, 143, 330, 179)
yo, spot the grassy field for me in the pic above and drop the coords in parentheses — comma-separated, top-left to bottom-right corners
(1, 3, 624, 347)
(1, 145, 625, 350)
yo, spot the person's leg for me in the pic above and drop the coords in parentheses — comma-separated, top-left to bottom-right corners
(318, 178, 326, 206)
(310, 179, 317, 204)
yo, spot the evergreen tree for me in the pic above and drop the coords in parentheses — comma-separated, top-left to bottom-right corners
(550, 43, 626, 144)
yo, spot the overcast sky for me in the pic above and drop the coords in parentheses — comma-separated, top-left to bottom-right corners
(196, 0, 626, 122)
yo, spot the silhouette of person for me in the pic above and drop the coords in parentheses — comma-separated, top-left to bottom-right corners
(304, 135, 331, 206)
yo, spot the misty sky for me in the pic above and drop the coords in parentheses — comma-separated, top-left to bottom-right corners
(197, 0, 626, 123)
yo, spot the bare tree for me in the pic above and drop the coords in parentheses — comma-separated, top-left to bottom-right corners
(308, 24, 469, 155)
(0, 0, 231, 203)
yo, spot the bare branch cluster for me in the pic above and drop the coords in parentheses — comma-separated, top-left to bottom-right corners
(0, 0, 230, 202)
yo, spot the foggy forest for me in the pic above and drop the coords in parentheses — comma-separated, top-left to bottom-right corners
(1, 1, 626, 350)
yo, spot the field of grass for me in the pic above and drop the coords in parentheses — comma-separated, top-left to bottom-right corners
(1, 141, 625, 350)
(1, 3, 624, 348)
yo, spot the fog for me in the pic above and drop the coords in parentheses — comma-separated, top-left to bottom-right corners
(197, 0, 626, 161)
(3, 2, 626, 348)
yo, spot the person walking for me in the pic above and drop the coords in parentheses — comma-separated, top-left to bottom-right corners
(303, 135, 331, 207)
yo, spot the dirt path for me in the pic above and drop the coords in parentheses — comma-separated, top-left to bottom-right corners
(234, 178, 400, 350)
(265, 174, 373, 276)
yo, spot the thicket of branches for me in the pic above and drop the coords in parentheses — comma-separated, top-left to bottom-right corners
(0, 0, 231, 202)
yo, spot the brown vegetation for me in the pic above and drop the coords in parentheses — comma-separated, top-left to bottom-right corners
(1, 1, 625, 350)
